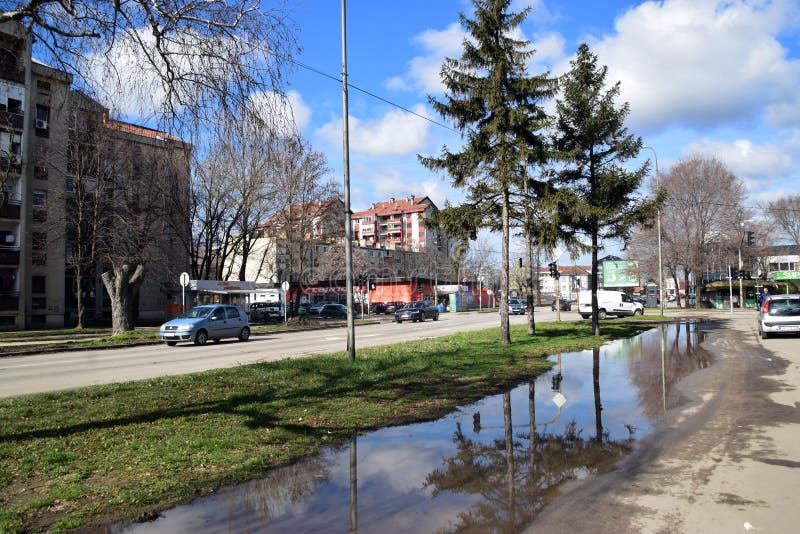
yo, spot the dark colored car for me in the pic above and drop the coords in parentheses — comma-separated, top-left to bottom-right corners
(395, 301, 439, 323)
(631, 295, 647, 306)
(384, 301, 405, 314)
(308, 301, 331, 316)
(371, 302, 386, 314)
(319, 303, 348, 319)
(551, 297, 572, 311)
(249, 302, 281, 323)
(758, 294, 800, 339)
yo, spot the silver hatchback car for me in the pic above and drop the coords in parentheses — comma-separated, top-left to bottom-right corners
(159, 304, 251, 346)
(758, 294, 800, 339)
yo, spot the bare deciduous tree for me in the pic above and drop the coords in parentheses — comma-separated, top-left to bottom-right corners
(1, 1, 298, 127)
(100, 131, 190, 334)
(628, 155, 746, 305)
(766, 195, 800, 251)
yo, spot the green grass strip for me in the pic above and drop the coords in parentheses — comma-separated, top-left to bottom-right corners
(0, 319, 661, 533)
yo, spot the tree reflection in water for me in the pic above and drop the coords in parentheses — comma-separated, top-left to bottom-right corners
(424, 389, 630, 533)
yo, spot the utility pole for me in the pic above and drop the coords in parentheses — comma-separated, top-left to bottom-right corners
(341, 0, 355, 360)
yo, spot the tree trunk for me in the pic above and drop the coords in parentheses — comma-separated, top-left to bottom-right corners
(526, 227, 535, 335)
(684, 270, 692, 308)
(672, 272, 682, 308)
(500, 187, 511, 345)
(591, 230, 600, 336)
(101, 264, 145, 334)
(75, 274, 85, 329)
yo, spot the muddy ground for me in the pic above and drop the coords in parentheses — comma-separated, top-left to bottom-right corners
(525, 311, 800, 533)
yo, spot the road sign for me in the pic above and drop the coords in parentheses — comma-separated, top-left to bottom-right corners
(281, 280, 290, 291)
(179, 272, 190, 286)
(552, 392, 566, 408)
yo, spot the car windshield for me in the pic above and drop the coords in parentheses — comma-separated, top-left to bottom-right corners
(182, 306, 214, 318)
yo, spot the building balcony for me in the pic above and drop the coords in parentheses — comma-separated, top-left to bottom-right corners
(0, 248, 20, 265)
(0, 292, 18, 312)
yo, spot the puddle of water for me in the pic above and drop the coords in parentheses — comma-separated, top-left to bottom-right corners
(116, 321, 708, 534)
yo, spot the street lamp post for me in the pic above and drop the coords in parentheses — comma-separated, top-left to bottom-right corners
(478, 276, 483, 312)
(643, 145, 665, 316)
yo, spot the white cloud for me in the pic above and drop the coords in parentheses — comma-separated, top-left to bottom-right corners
(682, 137, 795, 183)
(315, 105, 430, 156)
(589, 0, 800, 132)
(384, 22, 466, 94)
(370, 170, 448, 208)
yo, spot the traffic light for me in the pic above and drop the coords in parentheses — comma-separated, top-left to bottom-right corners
(417, 285, 424, 295)
(549, 262, 559, 278)
(746, 231, 755, 246)
(738, 269, 745, 280)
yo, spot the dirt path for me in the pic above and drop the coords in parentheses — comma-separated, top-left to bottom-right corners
(525, 311, 800, 533)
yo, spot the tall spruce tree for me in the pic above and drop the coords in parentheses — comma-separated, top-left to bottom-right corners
(552, 43, 660, 336)
(419, 0, 556, 345)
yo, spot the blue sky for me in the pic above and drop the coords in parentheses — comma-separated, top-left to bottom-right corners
(279, 0, 800, 217)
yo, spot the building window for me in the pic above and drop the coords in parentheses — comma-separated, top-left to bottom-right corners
(34, 166, 48, 180)
(7, 98, 21, 114)
(37, 80, 51, 92)
(32, 276, 46, 294)
(32, 232, 46, 265)
(32, 190, 46, 207)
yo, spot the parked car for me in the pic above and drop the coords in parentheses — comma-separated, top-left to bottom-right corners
(249, 301, 281, 323)
(384, 301, 405, 314)
(159, 304, 250, 346)
(395, 301, 439, 323)
(319, 303, 349, 319)
(507, 298, 526, 315)
(757, 294, 800, 339)
(371, 302, 386, 314)
(551, 297, 572, 311)
(308, 301, 331, 316)
(578, 290, 644, 319)
(631, 295, 647, 306)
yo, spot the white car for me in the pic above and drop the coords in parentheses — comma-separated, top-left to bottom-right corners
(578, 290, 644, 319)
(758, 294, 800, 339)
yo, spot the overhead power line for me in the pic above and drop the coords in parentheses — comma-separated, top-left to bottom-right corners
(285, 56, 459, 133)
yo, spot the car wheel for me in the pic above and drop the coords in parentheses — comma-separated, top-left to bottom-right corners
(581, 314, 590, 319)
(598, 309, 607, 320)
(633, 308, 642, 316)
(194, 329, 208, 346)
(419, 314, 425, 322)
(397, 319, 403, 324)
(239, 326, 250, 342)
(760, 328, 770, 339)
(166, 341, 178, 347)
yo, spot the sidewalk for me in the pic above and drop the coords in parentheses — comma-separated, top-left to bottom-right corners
(526, 309, 800, 533)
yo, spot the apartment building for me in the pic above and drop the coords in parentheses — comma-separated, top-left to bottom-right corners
(351, 195, 443, 252)
(0, 22, 190, 329)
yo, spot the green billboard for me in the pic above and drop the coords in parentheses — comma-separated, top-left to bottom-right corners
(602, 260, 639, 288)
(774, 271, 800, 281)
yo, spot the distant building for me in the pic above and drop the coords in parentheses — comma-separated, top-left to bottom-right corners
(351, 195, 444, 252)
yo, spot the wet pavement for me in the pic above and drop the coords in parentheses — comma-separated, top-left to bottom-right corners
(116, 321, 709, 533)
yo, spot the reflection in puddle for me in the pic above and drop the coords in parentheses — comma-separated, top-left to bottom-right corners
(117, 321, 708, 533)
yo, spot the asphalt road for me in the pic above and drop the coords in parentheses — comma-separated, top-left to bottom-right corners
(0, 309, 571, 399)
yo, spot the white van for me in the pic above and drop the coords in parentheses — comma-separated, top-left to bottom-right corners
(578, 290, 644, 319)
